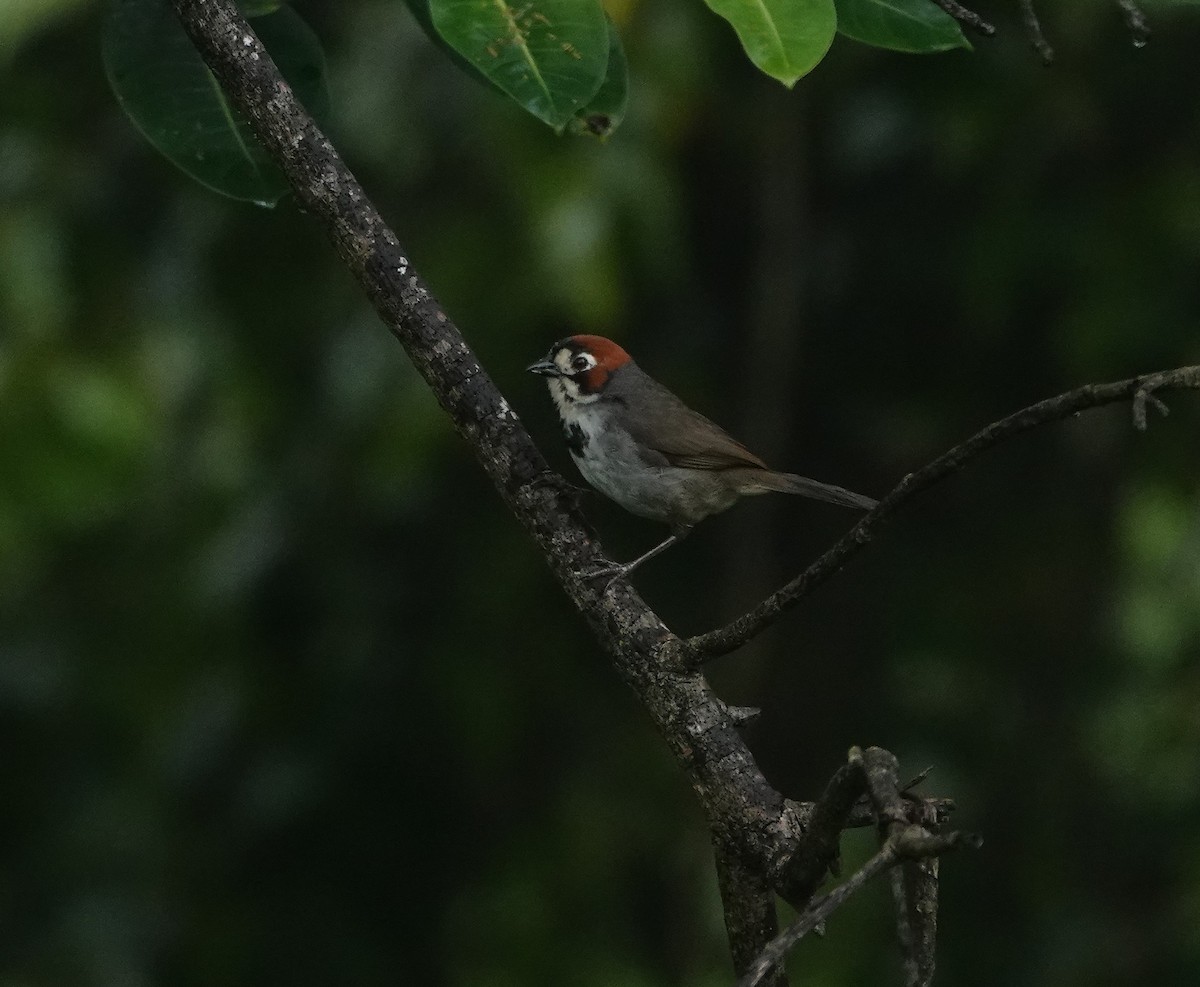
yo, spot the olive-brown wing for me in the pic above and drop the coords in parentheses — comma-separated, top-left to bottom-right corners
(610, 365, 771, 472)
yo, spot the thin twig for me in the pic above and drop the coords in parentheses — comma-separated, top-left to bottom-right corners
(1115, 0, 1150, 47)
(860, 747, 908, 834)
(892, 800, 942, 987)
(1018, 0, 1055, 64)
(859, 749, 937, 985)
(737, 840, 900, 987)
(930, 0, 996, 36)
(901, 766, 934, 794)
(684, 366, 1200, 662)
(737, 824, 976, 987)
(1132, 386, 1170, 431)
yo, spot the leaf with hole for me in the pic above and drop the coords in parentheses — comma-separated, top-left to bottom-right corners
(102, 0, 329, 205)
(835, 0, 970, 52)
(429, 0, 610, 131)
(702, 0, 837, 86)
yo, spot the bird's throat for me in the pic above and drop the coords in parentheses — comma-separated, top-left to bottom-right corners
(549, 377, 599, 417)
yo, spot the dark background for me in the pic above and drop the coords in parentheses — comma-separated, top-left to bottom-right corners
(2, 0, 1199, 983)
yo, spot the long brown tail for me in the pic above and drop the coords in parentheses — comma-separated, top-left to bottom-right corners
(745, 470, 878, 510)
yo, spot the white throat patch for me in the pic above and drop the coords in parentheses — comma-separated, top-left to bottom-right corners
(547, 345, 601, 417)
(549, 376, 600, 418)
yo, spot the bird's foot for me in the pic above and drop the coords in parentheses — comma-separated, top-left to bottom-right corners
(577, 560, 633, 594)
(574, 530, 685, 593)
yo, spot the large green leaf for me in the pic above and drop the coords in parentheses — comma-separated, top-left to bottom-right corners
(568, 19, 628, 138)
(102, 0, 329, 205)
(429, 0, 609, 131)
(835, 0, 970, 53)
(400, 0, 501, 93)
(702, 0, 836, 86)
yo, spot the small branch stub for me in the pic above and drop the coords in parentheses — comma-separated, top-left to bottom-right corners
(1132, 383, 1170, 432)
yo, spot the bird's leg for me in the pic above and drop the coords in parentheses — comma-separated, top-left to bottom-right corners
(580, 526, 692, 592)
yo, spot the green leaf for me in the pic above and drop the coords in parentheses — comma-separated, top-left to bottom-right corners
(401, 0, 501, 93)
(102, 0, 329, 205)
(835, 0, 970, 53)
(429, 0, 610, 131)
(702, 0, 836, 86)
(568, 19, 628, 138)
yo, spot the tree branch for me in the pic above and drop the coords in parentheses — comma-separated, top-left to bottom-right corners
(891, 799, 942, 987)
(684, 365, 1200, 662)
(1115, 0, 1150, 47)
(736, 821, 975, 987)
(716, 846, 790, 987)
(736, 839, 900, 987)
(165, 0, 826, 968)
(737, 749, 978, 987)
(164, 5, 1151, 982)
(1018, 0, 1055, 64)
(930, 0, 995, 37)
(775, 759, 863, 905)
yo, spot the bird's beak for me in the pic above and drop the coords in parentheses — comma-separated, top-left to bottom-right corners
(526, 358, 561, 377)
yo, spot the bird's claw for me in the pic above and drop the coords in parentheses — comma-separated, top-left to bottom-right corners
(577, 561, 630, 594)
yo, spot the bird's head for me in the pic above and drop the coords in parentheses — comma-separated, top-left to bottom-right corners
(526, 335, 633, 405)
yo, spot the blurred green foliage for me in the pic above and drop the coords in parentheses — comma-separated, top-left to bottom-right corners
(102, 0, 331, 204)
(2, 1, 1199, 985)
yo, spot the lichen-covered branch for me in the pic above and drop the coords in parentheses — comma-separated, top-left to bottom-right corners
(716, 847, 789, 987)
(775, 759, 863, 905)
(891, 799, 942, 987)
(736, 750, 978, 987)
(736, 839, 901, 987)
(164, 0, 849, 974)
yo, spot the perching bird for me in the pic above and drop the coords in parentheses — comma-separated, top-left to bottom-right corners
(527, 334, 877, 581)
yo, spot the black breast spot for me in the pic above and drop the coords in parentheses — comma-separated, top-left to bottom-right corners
(563, 422, 589, 456)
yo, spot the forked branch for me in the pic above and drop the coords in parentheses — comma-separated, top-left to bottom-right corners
(738, 748, 979, 987)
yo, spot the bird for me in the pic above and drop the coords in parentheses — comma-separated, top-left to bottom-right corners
(526, 334, 878, 583)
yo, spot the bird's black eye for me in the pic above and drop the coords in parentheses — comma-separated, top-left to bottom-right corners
(571, 355, 591, 372)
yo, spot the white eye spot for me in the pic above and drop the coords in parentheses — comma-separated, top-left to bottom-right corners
(571, 353, 595, 373)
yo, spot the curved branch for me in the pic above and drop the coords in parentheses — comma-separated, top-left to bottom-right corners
(685, 366, 1200, 662)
